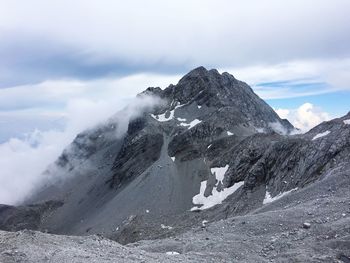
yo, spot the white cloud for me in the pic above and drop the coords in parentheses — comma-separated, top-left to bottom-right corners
(0, 129, 73, 205)
(0, 73, 181, 143)
(0, 0, 349, 69)
(275, 103, 331, 132)
(0, 73, 180, 110)
(0, 81, 162, 205)
(223, 58, 350, 99)
(0, 1, 350, 103)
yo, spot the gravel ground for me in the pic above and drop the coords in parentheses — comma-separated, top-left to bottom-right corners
(1, 166, 349, 263)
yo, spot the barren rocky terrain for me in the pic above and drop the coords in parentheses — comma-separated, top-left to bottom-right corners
(1, 67, 349, 262)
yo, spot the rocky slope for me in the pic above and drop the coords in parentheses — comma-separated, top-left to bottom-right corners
(7, 67, 294, 236)
(1, 166, 350, 262)
(0, 67, 350, 262)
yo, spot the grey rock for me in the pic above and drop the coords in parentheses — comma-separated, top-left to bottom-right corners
(303, 222, 311, 229)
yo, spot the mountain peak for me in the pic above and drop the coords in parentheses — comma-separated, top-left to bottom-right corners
(185, 66, 208, 75)
(140, 67, 236, 101)
(181, 66, 225, 77)
(165, 67, 239, 105)
(178, 66, 232, 85)
(138, 67, 294, 133)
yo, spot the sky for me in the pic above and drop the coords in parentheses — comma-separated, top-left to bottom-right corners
(0, 0, 350, 204)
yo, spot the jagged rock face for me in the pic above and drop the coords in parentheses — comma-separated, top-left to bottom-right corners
(145, 67, 294, 132)
(110, 132, 164, 188)
(0, 67, 349, 252)
(223, 113, 350, 194)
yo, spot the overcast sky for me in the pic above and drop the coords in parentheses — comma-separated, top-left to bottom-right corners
(0, 1, 349, 119)
(0, 0, 350, 204)
(1, 1, 350, 84)
(1, 1, 350, 121)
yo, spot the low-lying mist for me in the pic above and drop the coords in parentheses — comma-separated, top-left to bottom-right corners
(0, 94, 161, 205)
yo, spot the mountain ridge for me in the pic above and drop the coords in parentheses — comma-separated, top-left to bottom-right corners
(0, 67, 349, 262)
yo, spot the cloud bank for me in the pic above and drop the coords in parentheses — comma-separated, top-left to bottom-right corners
(0, 91, 161, 205)
(0, 73, 180, 141)
(0, 0, 350, 86)
(224, 59, 350, 99)
(275, 103, 331, 132)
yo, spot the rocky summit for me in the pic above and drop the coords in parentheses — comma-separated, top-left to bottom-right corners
(1, 67, 350, 263)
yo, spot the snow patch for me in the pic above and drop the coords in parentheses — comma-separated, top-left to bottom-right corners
(161, 224, 173, 230)
(227, 131, 234, 136)
(312, 130, 330, 140)
(166, 251, 180, 255)
(263, 187, 298, 205)
(146, 209, 149, 213)
(198, 105, 202, 109)
(177, 117, 187, 122)
(151, 110, 174, 122)
(174, 103, 184, 110)
(187, 119, 202, 129)
(343, 119, 350, 125)
(255, 127, 265, 133)
(202, 220, 208, 227)
(191, 178, 244, 211)
(151, 104, 184, 122)
(171, 156, 175, 162)
(179, 119, 202, 129)
(211, 165, 229, 184)
(207, 144, 212, 149)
